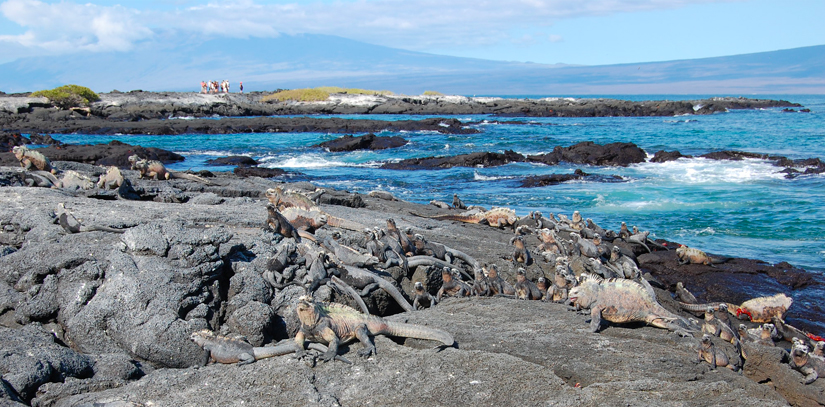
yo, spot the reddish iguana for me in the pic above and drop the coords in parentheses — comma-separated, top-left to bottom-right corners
(568, 273, 698, 335)
(128, 154, 215, 184)
(678, 293, 792, 323)
(294, 295, 455, 361)
(410, 207, 518, 229)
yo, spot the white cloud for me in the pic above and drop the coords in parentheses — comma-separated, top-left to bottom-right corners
(0, 0, 740, 58)
(0, 0, 153, 53)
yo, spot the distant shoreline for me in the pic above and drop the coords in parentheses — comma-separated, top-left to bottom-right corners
(0, 91, 802, 135)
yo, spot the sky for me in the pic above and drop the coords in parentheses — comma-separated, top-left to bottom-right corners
(0, 0, 824, 66)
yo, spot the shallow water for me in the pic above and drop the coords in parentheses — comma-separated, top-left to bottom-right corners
(55, 95, 825, 273)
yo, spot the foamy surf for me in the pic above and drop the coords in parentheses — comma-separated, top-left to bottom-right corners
(260, 154, 348, 169)
(632, 157, 785, 184)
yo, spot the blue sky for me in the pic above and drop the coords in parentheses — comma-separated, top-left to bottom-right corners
(1, 0, 823, 66)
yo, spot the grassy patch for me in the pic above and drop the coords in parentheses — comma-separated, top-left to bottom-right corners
(261, 88, 330, 102)
(422, 90, 444, 96)
(31, 84, 100, 109)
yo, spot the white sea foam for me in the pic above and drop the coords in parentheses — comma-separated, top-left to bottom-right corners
(473, 171, 515, 181)
(633, 157, 785, 184)
(260, 154, 347, 169)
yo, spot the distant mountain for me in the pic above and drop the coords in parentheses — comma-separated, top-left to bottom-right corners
(0, 33, 823, 94)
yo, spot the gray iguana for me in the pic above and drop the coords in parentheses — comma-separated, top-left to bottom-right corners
(568, 273, 698, 335)
(190, 329, 350, 365)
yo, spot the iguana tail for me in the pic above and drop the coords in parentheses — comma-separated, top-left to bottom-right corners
(409, 211, 482, 223)
(377, 321, 455, 347)
(325, 215, 367, 231)
(170, 171, 218, 185)
(254, 342, 351, 363)
(678, 301, 739, 314)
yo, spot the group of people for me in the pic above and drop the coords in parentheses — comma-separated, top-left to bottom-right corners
(201, 80, 243, 94)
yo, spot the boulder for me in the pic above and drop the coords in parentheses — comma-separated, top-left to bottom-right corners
(315, 133, 408, 152)
(205, 156, 258, 166)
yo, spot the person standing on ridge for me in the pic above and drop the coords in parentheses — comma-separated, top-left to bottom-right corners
(239, 82, 243, 94)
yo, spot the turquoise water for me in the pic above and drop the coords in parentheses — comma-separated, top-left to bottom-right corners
(56, 95, 825, 272)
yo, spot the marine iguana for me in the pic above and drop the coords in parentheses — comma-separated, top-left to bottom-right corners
(437, 267, 469, 301)
(387, 218, 415, 256)
(675, 245, 728, 266)
(485, 264, 515, 296)
(789, 343, 825, 384)
(472, 266, 491, 297)
(58, 170, 96, 190)
(675, 282, 698, 304)
(678, 293, 792, 323)
(410, 207, 518, 229)
(294, 295, 455, 361)
(412, 281, 437, 310)
(514, 268, 543, 300)
(128, 154, 215, 184)
(413, 234, 453, 264)
(12, 145, 55, 173)
(368, 190, 398, 201)
(536, 277, 548, 300)
(429, 200, 451, 209)
(23, 170, 61, 188)
(608, 246, 640, 279)
(281, 207, 328, 233)
(97, 166, 124, 190)
(452, 193, 467, 210)
(510, 236, 533, 266)
(698, 334, 738, 371)
(265, 204, 302, 242)
(568, 273, 698, 335)
(190, 329, 350, 365)
(54, 203, 126, 234)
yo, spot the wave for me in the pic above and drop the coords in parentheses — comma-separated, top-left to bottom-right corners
(259, 153, 348, 169)
(473, 171, 516, 181)
(632, 157, 785, 184)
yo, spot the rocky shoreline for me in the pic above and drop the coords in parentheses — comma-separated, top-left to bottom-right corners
(0, 154, 823, 405)
(0, 91, 802, 136)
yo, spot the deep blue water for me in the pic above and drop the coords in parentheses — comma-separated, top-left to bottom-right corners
(55, 95, 825, 273)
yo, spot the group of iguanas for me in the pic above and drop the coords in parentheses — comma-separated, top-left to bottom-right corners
(9, 147, 821, 383)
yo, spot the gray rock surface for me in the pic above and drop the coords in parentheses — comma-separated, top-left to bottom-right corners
(0, 165, 821, 406)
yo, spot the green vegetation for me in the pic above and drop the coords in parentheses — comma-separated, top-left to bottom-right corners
(262, 86, 394, 102)
(262, 88, 330, 102)
(31, 84, 100, 109)
(422, 90, 444, 96)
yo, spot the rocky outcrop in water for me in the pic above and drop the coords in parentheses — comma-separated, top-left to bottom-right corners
(315, 133, 408, 152)
(519, 169, 624, 187)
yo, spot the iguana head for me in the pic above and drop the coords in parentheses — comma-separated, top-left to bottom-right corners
(568, 274, 600, 308)
(761, 323, 776, 340)
(791, 343, 810, 366)
(700, 334, 713, 348)
(296, 296, 323, 327)
(441, 267, 453, 282)
(814, 341, 825, 354)
(414, 281, 424, 292)
(190, 329, 215, 346)
(12, 145, 27, 159)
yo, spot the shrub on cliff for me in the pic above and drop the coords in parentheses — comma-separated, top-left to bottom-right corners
(423, 90, 443, 96)
(31, 85, 100, 109)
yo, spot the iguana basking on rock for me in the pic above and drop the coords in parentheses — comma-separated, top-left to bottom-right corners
(128, 154, 215, 184)
(13, 145, 55, 173)
(190, 329, 350, 365)
(54, 203, 126, 234)
(678, 293, 792, 323)
(411, 207, 518, 229)
(790, 343, 825, 384)
(675, 245, 728, 266)
(97, 166, 124, 189)
(294, 296, 455, 361)
(698, 334, 738, 371)
(568, 273, 698, 335)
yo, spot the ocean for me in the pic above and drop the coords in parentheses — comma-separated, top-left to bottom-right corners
(55, 95, 825, 274)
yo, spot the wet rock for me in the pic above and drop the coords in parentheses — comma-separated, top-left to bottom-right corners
(0, 132, 30, 151)
(742, 343, 825, 406)
(315, 133, 408, 152)
(520, 169, 624, 187)
(527, 141, 647, 167)
(232, 166, 287, 178)
(381, 150, 525, 170)
(651, 150, 693, 163)
(205, 156, 258, 166)
(0, 140, 184, 168)
(28, 134, 62, 145)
